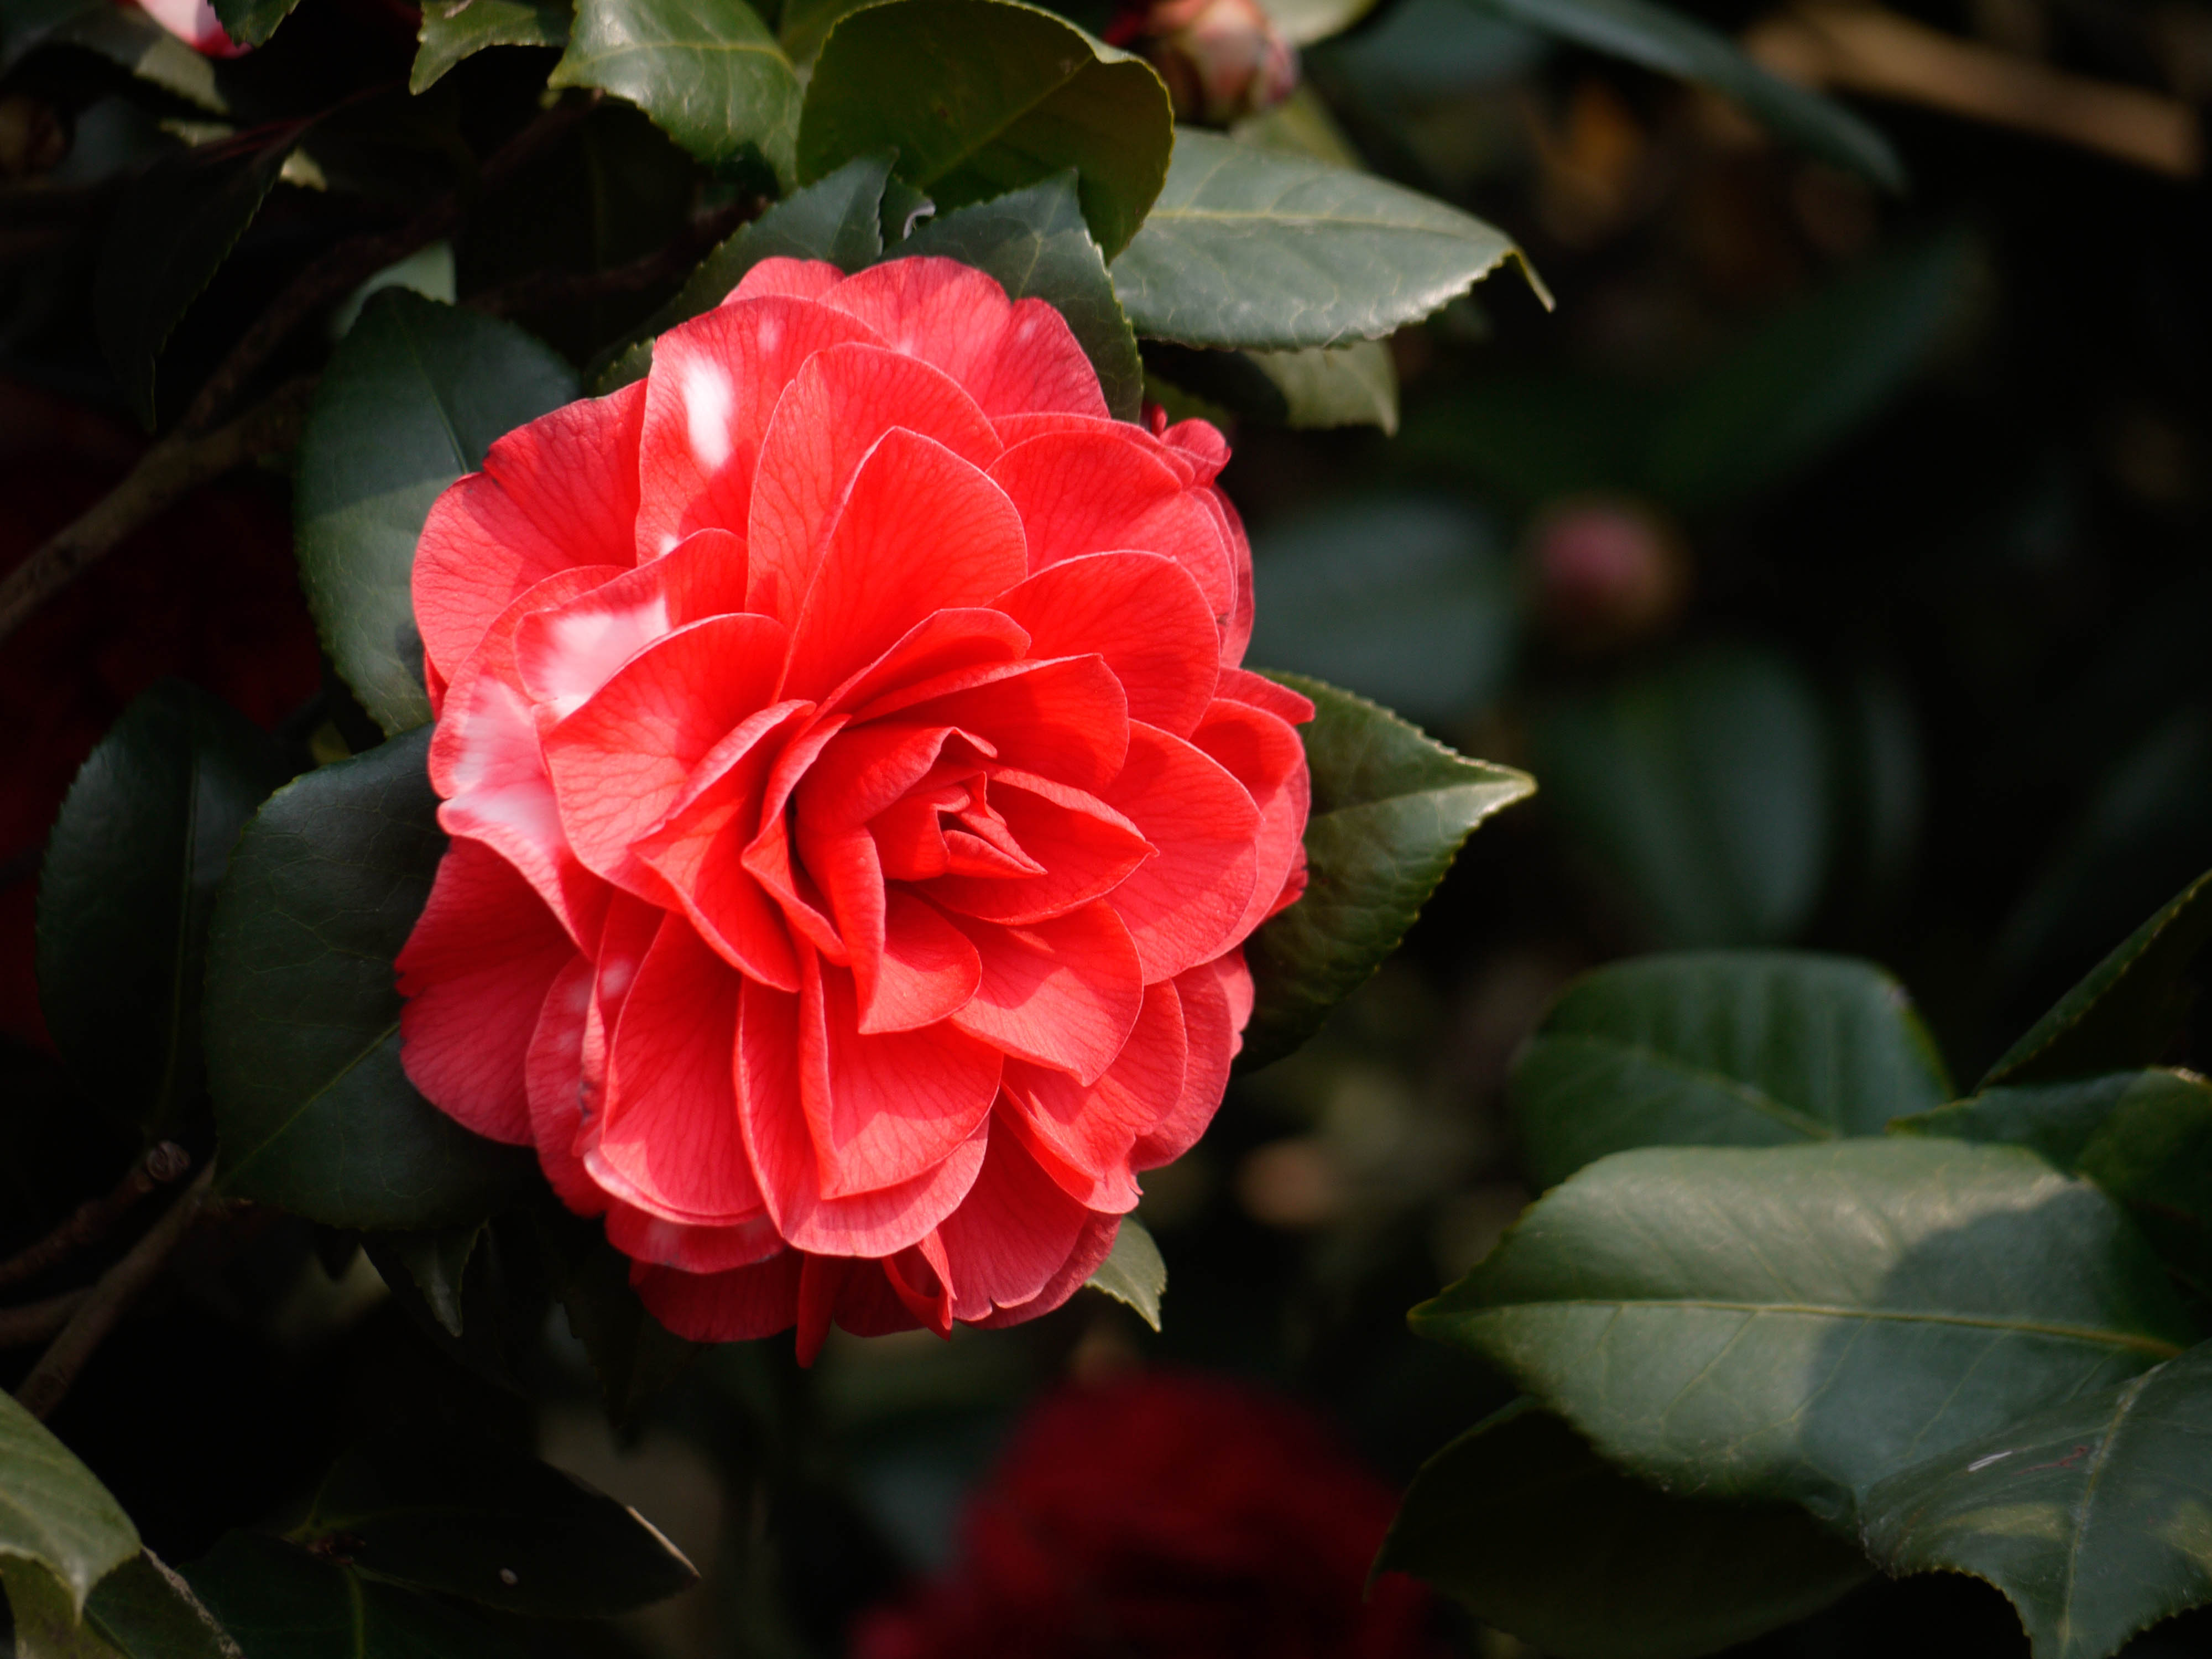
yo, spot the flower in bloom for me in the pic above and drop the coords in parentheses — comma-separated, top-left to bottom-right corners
(131, 0, 246, 56)
(394, 257, 1311, 1359)
(851, 1373, 1433, 1659)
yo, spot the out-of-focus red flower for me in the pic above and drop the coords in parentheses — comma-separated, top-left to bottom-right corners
(393, 257, 1312, 1359)
(851, 1373, 1434, 1659)
(1526, 495, 1689, 652)
(129, 0, 247, 55)
(1108, 0, 1300, 126)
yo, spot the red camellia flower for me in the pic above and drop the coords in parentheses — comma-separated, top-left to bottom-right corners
(133, 0, 247, 56)
(851, 1373, 1434, 1659)
(393, 257, 1312, 1358)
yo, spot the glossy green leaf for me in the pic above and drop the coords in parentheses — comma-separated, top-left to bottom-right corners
(1511, 951, 1952, 1189)
(1378, 1400, 1870, 1658)
(1084, 1218, 1166, 1330)
(181, 1533, 523, 1659)
(550, 0, 800, 181)
(900, 171, 1143, 420)
(1243, 498, 1515, 726)
(1111, 129, 1531, 351)
(1983, 869, 2212, 1089)
(1861, 1342, 2212, 1659)
(96, 123, 303, 428)
(295, 292, 578, 738)
(1147, 340, 1399, 432)
(362, 1222, 547, 1395)
(778, 0, 870, 60)
(1412, 1139, 2197, 1528)
(210, 0, 300, 46)
(798, 0, 1172, 259)
(380, 1224, 484, 1338)
(1241, 674, 1534, 1068)
(294, 1439, 696, 1617)
(204, 729, 536, 1230)
(35, 682, 291, 1134)
(0, 1392, 139, 1614)
(538, 1210, 702, 1420)
(83, 1553, 236, 1659)
(1893, 1070, 2212, 1290)
(15, 3, 227, 111)
(1451, 0, 1902, 189)
(410, 0, 570, 92)
(594, 151, 893, 391)
(3, 1558, 127, 1658)
(1531, 644, 1833, 948)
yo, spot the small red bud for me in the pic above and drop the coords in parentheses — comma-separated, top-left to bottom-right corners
(1114, 0, 1300, 125)
(1526, 497, 1689, 651)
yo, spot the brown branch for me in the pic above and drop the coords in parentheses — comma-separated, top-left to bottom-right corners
(0, 377, 316, 647)
(0, 1292, 89, 1349)
(0, 1141, 192, 1293)
(15, 1164, 217, 1421)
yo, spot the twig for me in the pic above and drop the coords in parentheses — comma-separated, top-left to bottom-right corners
(15, 1163, 217, 1420)
(0, 377, 316, 646)
(0, 1291, 88, 1349)
(0, 1141, 192, 1292)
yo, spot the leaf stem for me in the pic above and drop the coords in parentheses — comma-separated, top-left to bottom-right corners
(15, 1163, 217, 1421)
(0, 1140, 194, 1292)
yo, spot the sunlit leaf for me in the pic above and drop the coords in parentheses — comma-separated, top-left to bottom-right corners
(0, 1392, 139, 1614)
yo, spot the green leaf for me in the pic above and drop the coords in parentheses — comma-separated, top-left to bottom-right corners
(294, 1439, 696, 1617)
(1511, 951, 1952, 1189)
(1982, 869, 2212, 1089)
(1861, 1342, 2212, 1659)
(593, 151, 893, 392)
(899, 171, 1143, 421)
(180, 1533, 523, 1659)
(96, 123, 303, 429)
(211, 0, 301, 48)
(1893, 1070, 2212, 1291)
(19, 3, 228, 112)
(3, 1559, 126, 1658)
(35, 682, 292, 1134)
(1378, 1400, 1871, 1658)
(362, 1223, 547, 1394)
(1259, 0, 1381, 46)
(1084, 1218, 1166, 1330)
(1242, 498, 1515, 726)
(84, 1553, 237, 1659)
(1411, 1139, 2198, 1528)
(410, 0, 571, 92)
(550, 0, 800, 181)
(1531, 643, 1834, 948)
(1449, 0, 1902, 189)
(204, 729, 536, 1230)
(1110, 128, 1532, 351)
(1147, 340, 1399, 433)
(538, 1211, 702, 1420)
(797, 0, 1172, 259)
(380, 1224, 484, 1338)
(0, 1390, 139, 1613)
(1240, 674, 1534, 1069)
(295, 291, 578, 738)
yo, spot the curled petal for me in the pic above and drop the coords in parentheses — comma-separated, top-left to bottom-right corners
(606, 1204, 784, 1274)
(971, 1212, 1121, 1330)
(633, 1250, 804, 1344)
(1192, 696, 1311, 947)
(872, 655, 1129, 794)
(920, 770, 1152, 927)
(993, 552, 1220, 736)
(730, 258, 846, 303)
(940, 1121, 1098, 1322)
(1132, 952, 1244, 1170)
(525, 955, 605, 1213)
(1098, 723, 1260, 982)
(946, 904, 1144, 1085)
(1001, 977, 1186, 1210)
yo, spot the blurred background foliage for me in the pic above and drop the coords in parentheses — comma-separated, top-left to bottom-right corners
(3, 0, 2211, 1648)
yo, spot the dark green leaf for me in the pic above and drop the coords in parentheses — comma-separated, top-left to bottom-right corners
(1531, 643, 1834, 948)
(181, 1533, 523, 1659)
(410, 0, 571, 92)
(2, 1558, 127, 1657)
(0, 1391, 139, 1612)
(1243, 497, 1515, 726)
(295, 291, 578, 738)
(593, 151, 893, 392)
(1983, 869, 2212, 1089)
(1893, 1070, 2212, 1290)
(294, 1438, 696, 1617)
(1110, 128, 1531, 351)
(1240, 674, 1533, 1068)
(797, 0, 1172, 259)
(205, 729, 536, 1230)
(537, 1209, 702, 1420)
(211, 0, 300, 48)
(899, 171, 1143, 420)
(549, 0, 799, 181)
(1378, 1400, 1870, 1658)
(36, 682, 291, 1134)
(1412, 1139, 2197, 1528)
(1512, 951, 1952, 1189)
(1861, 1342, 2212, 1659)
(84, 1553, 236, 1659)
(380, 1224, 484, 1338)
(16, 3, 228, 111)
(1449, 0, 1902, 189)
(96, 123, 303, 429)
(1147, 340, 1399, 432)
(1083, 1218, 1165, 1330)
(778, 0, 871, 60)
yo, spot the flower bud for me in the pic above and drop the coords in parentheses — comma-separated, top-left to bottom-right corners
(1112, 0, 1299, 125)
(1526, 496, 1689, 651)
(134, 0, 249, 58)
